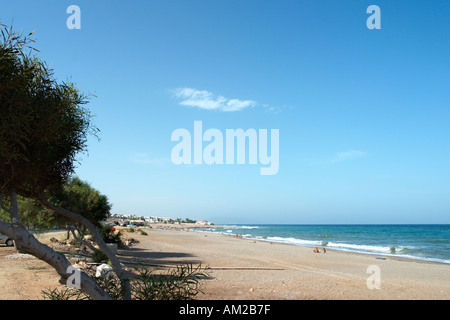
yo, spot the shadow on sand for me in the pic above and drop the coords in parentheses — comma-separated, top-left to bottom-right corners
(116, 247, 203, 267)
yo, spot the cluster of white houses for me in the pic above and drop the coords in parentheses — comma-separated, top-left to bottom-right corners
(106, 214, 213, 227)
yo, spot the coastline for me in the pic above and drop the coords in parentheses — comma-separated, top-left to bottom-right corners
(119, 225, 449, 300)
(0, 225, 448, 300)
(149, 223, 450, 265)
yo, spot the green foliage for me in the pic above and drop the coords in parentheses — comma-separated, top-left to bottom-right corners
(41, 264, 210, 300)
(0, 177, 111, 231)
(42, 264, 124, 300)
(131, 264, 210, 300)
(16, 196, 61, 230)
(41, 287, 88, 301)
(0, 24, 97, 198)
(0, 193, 62, 230)
(49, 177, 112, 228)
(98, 223, 123, 248)
(0, 25, 121, 300)
(92, 249, 109, 263)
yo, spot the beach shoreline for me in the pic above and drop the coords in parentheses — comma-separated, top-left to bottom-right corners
(150, 223, 450, 266)
(121, 225, 449, 300)
(0, 225, 448, 300)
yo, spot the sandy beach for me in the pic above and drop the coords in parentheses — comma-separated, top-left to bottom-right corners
(0, 225, 449, 300)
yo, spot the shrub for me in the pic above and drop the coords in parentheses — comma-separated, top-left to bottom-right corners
(41, 287, 88, 300)
(131, 264, 210, 300)
(41, 264, 210, 300)
(98, 224, 124, 248)
(92, 249, 108, 263)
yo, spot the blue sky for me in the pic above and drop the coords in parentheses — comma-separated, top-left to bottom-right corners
(1, 0, 449, 224)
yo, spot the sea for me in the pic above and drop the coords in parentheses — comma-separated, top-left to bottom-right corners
(199, 224, 450, 264)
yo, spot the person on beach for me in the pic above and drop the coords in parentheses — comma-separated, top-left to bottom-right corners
(313, 247, 326, 253)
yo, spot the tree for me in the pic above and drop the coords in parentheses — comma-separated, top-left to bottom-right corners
(52, 177, 114, 252)
(0, 195, 59, 231)
(48, 177, 111, 227)
(0, 177, 112, 242)
(0, 25, 130, 299)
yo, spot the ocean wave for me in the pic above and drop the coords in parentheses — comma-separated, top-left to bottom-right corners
(236, 226, 260, 229)
(202, 226, 450, 264)
(262, 236, 392, 253)
(265, 236, 322, 247)
(326, 242, 393, 253)
(248, 234, 450, 263)
(258, 236, 417, 257)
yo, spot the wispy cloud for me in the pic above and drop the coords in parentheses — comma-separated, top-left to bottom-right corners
(262, 103, 286, 115)
(172, 87, 257, 112)
(129, 153, 171, 167)
(311, 149, 368, 165)
(331, 150, 367, 163)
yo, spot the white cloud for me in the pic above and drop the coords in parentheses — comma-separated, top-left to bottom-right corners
(173, 87, 257, 112)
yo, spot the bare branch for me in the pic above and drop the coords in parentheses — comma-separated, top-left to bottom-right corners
(37, 193, 132, 300)
(70, 228, 97, 252)
(9, 222, 112, 299)
(2, 190, 111, 300)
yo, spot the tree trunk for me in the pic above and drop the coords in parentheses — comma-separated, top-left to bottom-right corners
(37, 193, 132, 300)
(0, 190, 112, 300)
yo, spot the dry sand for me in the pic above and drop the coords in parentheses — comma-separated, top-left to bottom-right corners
(0, 226, 449, 300)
